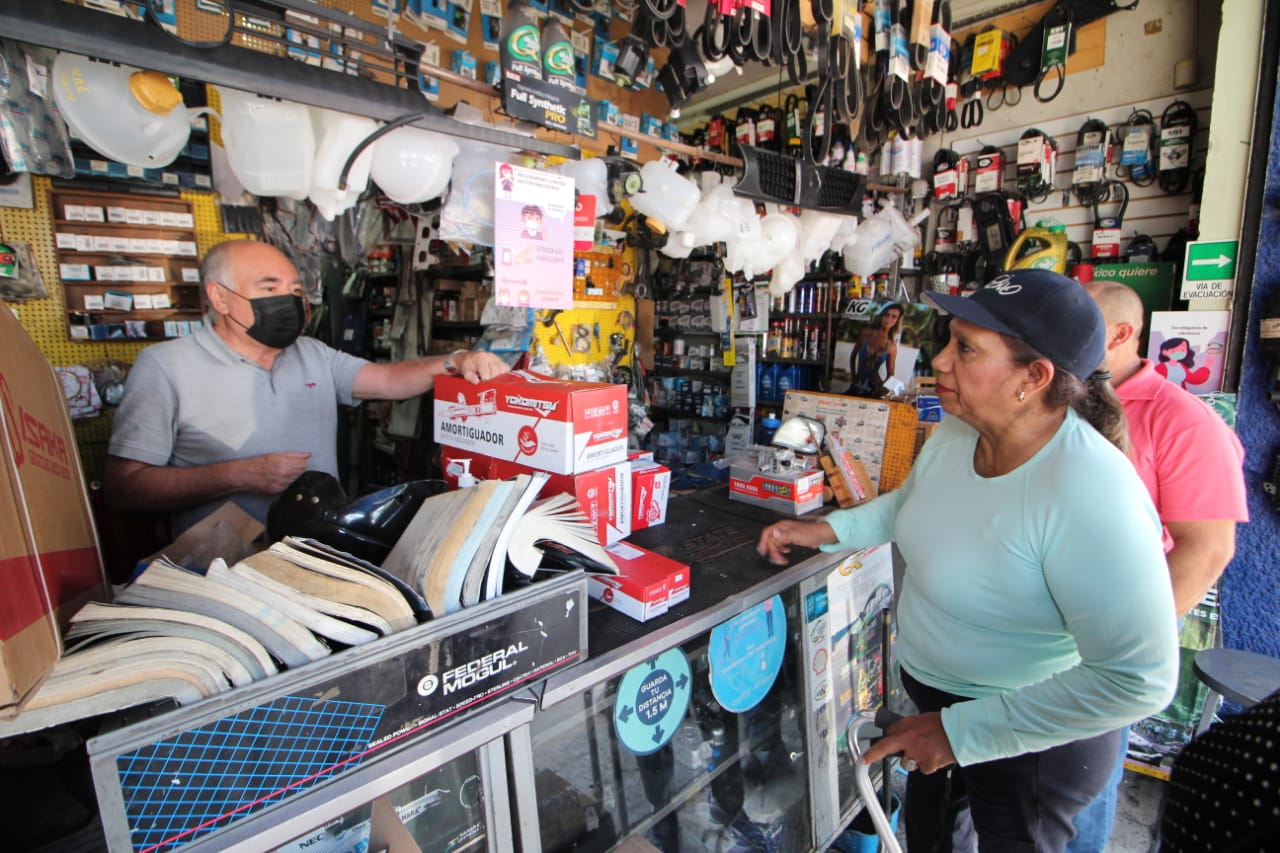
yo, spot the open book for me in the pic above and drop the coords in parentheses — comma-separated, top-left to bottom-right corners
(382, 473, 619, 616)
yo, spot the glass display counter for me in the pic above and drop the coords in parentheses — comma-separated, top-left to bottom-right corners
(513, 489, 898, 852)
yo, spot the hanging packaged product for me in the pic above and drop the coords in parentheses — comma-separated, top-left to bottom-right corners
(1015, 128, 1056, 201)
(1091, 181, 1128, 261)
(973, 146, 1003, 193)
(1118, 109, 1157, 185)
(932, 149, 968, 202)
(934, 206, 958, 253)
(501, 0, 543, 81)
(1034, 11, 1070, 102)
(541, 17, 581, 94)
(1158, 100, 1198, 194)
(1072, 118, 1111, 206)
(953, 198, 976, 245)
(756, 104, 778, 151)
(973, 191, 1019, 265)
(735, 107, 758, 149)
(970, 28, 1005, 79)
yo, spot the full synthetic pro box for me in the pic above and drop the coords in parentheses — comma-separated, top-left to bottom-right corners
(433, 370, 627, 475)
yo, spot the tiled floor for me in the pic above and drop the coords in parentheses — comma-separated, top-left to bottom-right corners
(878, 766, 1167, 851)
(1107, 770, 1165, 853)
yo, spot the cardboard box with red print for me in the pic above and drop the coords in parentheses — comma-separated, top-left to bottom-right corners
(629, 457, 670, 531)
(727, 460, 825, 516)
(588, 541, 690, 622)
(0, 305, 107, 709)
(433, 371, 627, 475)
(442, 447, 631, 546)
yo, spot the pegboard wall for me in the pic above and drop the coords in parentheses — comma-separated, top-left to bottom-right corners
(0, 177, 227, 478)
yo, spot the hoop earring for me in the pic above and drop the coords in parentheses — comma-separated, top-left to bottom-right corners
(1017, 390, 1026, 402)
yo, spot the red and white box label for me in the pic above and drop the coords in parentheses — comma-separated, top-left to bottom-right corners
(441, 448, 632, 546)
(434, 370, 628, 474)
(629, 458, 670, 531)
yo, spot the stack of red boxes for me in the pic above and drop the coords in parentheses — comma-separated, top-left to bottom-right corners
(433, 371, 681, 620)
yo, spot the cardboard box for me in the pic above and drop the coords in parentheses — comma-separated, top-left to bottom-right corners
(0, 305, 106, 709)
(588, 541, 690, 622)
(629, 458, 670, 531)
(446, 448, 632, 547)
(782, 390, 918, 492)
(434, 370, 627, 475)
(727, 459, 825, 516)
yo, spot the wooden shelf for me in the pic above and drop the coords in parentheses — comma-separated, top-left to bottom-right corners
(51, 187, 201, 343)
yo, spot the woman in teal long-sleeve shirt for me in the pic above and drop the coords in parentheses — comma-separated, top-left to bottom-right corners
(759, 270, 1179, 853)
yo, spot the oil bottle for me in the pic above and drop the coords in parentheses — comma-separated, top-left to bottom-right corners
(1004, 219, 1069, 273)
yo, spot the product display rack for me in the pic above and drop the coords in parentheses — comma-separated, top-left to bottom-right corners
(49, 187, 204, 343)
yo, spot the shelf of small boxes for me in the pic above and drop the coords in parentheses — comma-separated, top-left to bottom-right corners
(50, 188, 204, 342)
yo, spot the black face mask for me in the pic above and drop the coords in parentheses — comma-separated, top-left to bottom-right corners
(219, 283, 306, 349)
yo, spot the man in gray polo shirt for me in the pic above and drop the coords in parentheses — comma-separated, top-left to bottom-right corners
(105, 239, 509, 533)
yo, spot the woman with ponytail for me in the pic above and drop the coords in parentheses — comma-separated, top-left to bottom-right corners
(758, 270, 1179, 853)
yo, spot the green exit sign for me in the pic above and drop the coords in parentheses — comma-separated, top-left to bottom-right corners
(1181, 240, 1238, 299)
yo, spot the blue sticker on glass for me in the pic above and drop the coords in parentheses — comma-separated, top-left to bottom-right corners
(613, 647, 691, 755)
(708, 594, 787, 713)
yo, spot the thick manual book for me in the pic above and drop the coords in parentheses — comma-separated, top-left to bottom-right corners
(382, 473, 619, 616)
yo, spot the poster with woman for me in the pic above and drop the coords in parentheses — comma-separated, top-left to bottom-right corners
(493, 163, 574, 309)
(831, 299, 943, 397)
(1146, 310, 1230, 394)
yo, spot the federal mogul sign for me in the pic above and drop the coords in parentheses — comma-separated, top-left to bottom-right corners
(93, 579, 585, 852)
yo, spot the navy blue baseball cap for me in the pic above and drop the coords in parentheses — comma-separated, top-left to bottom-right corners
(923, 269, 1106, 382)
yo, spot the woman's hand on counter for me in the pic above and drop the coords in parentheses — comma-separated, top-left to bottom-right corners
(861, 711, 957, 775)
(756, 520, 839, 565)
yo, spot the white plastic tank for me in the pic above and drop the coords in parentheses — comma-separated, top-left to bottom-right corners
(370, 125, 459, 204)
(309, 107, 379, 221)
(215, 86, 314, 200)
(52, 51, 202, 167)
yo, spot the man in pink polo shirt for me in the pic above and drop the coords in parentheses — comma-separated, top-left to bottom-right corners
(1067, 280, 1248, 851)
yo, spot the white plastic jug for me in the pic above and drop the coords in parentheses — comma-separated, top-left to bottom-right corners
(554, 156, 610, 218)
(629, 159, 700, 233)
(798, 209, 852, 265)
(678, 183, 737, 251)
(843, 203, 925, 279)
(723, 197, 763, 275)
(53, 52, 205, 167)
(309, 107, 379, 221)
(370, 126, 459, 204)
(770, 248, 806, 297)
(743, 210, 799, 278)
(215, 86, 314, 200)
